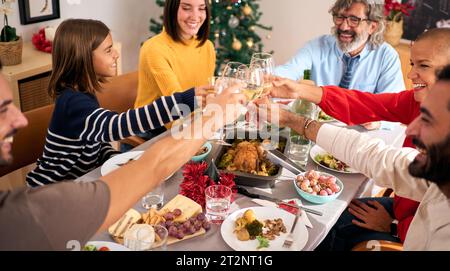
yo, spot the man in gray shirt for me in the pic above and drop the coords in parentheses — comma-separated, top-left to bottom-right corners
(0, 62, 246, 250)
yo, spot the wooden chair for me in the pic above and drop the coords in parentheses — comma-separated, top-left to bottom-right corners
(352, 240, 403, 251)
(0, 104, 54, 177)
(97, 71, 145, 148)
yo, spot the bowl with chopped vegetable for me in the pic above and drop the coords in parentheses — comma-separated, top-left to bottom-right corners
(191, 142, 212, 162)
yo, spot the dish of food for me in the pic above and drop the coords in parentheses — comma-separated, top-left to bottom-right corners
(108, 195, 210, 246)
(221, 207, 308, 251)
(318, 110, 335, 122)
(309, 145, 358, 174)
(293, 170, 344, 204)
(195, 146, 209, 156)
(101, 151, 144, 176)
(295, 170, 341, 196)
(83, 241, 130, 251)
(217, 139, 285, 177)
(192, 142, 212, 162)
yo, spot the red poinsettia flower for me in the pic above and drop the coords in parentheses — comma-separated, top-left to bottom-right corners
(218, 172, 237, 202)
(179, 161, 237, 207)
(31, 28, 52, 53)
(180, 162, 214, 207)
(384, 0, 415, 22)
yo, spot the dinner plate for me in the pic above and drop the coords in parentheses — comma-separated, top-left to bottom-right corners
(84, 241, 130, 251)
(101, 151, 144, 176)
(309, 145, 359, 174)
(318, 111, 336, 123)
(221, 206, 309, 251)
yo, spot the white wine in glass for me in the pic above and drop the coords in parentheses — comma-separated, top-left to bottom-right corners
(250, 52, 275, 95)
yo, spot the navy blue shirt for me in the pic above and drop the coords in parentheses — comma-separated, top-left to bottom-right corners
(27, 88, 196, 187)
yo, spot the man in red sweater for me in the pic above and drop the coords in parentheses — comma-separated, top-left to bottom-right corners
(268, 28, 450, 249)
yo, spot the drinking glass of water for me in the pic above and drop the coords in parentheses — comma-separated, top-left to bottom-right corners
(288, 99, 319, 167)
(205, 185, 232, 224)
(142, 182, 165, 210)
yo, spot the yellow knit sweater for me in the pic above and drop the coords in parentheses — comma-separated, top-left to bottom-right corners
(135, 30, 216, 108)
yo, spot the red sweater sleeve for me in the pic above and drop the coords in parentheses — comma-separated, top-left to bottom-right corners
(393, 195, 420, 243)
(318, 86, 417, 125)
(397, 215, 414, 243)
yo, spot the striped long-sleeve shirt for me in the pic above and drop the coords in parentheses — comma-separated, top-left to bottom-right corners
(26, 88, 196, 187)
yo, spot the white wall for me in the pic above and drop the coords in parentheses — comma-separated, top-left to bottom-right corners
(5, 0, 334, 72)
(6, 0, 161, 73)
(258, 0, 336, 65)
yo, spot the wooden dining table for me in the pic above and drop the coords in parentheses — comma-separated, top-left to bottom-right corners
(81, 123, 406, 251)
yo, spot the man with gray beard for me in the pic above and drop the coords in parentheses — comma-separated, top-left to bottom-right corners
(275, 0, 404, 97)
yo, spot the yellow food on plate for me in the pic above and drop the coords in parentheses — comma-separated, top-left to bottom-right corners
(108, 209, 141, 239)
(243, 209, 256, 223)
(142, 208, 166, 225)
(159, 194, 202, 222)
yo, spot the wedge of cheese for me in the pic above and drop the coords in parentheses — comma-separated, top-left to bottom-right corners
(160, 194, 202, 222)
(108, 208, 141, 238)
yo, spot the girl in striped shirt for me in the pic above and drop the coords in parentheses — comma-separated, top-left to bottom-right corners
(26, 19, 206, 187)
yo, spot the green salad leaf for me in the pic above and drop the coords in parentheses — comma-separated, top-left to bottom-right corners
(256, 236, 270, 250)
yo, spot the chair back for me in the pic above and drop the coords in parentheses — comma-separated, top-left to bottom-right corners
(97, 71, 138, 113)
(0, 104, 54, 177)
(352, 240, 403, 251)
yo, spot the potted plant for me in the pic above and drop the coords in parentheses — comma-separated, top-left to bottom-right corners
(383, 0, 415, 47)
(0, 0, 23, 66)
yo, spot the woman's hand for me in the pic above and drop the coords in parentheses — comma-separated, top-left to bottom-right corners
(269, 78, 301, 99)
(361, 121, 382, 131)
(269, 77, 323, 104)
(195, 84, 214, 108)
(203, 83, 247, 127)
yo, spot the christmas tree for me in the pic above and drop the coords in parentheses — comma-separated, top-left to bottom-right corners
(149, 0, 273, 75)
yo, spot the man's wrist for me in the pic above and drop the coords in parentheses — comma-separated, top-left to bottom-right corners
(390, 219, 399, 237)
(288, 112, 306, 136)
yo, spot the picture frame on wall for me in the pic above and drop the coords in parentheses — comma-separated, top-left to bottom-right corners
(403, 0, 450, 41)
(18, 0, 60, 25)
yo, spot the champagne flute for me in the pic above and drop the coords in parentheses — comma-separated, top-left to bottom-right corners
(250, 53, 275, 96)
(211, 62, 247, 132)
(236, 64, 266, 130)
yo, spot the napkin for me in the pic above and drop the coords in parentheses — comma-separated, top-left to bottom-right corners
(252, 198, 313, 229)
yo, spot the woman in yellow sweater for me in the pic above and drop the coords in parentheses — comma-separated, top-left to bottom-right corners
(135, 0, 215, 116)
(130, 0, 216, 146)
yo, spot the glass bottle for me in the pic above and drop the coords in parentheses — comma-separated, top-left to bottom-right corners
(288, 69, 318, 167)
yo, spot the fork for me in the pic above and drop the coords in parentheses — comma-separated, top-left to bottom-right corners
(283, 212, 301, 249)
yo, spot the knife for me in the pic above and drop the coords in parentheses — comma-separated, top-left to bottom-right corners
(237, 186, 323, 216)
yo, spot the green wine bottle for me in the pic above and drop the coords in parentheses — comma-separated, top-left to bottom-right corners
(290, 69, 317, 137)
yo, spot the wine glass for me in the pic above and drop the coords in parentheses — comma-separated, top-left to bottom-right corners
(251, 52, 275, 94)
(250, 53, 277, 130)
(250, 53, 275, 78)
(241, 64, 266, 130)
